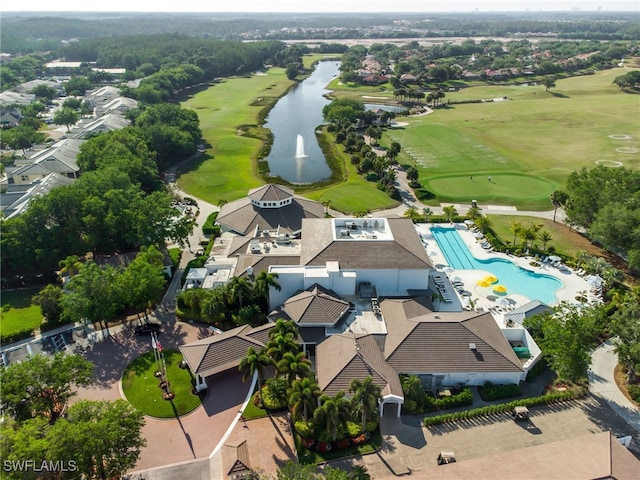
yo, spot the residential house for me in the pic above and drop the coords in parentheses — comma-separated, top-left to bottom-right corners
(0, 172, 74, 219)
(94, 96, 138, 117)
(0, 91, 35, 107)
(71, 113, 130, 139)
(8, 138, 82, 185)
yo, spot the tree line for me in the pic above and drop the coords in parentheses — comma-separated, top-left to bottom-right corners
(1, 353, 146, 480)
(2, 11, 637, 55)
(1, 102, 200, 278)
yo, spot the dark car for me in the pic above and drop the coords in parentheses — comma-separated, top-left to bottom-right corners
(134, 323, 161, 335)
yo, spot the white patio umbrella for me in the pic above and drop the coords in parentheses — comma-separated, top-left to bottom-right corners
(473, 232, 484, 239)
(464, 220, 475, 226)
(585, 275, 603, 288)
(496, 297, 510, 308)
(443, 266, 455, 275)
(548, 255, 561, 263)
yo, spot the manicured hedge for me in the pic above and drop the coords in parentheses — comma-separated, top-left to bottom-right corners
(479, 382, 522, 402)
(202, 212, 220, 236)
(424, 389, 584, 427)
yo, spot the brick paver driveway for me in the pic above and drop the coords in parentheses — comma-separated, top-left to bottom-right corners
(73, 320, 250, 472)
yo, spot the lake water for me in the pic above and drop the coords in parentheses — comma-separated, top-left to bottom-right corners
(264, 61, 339, 184)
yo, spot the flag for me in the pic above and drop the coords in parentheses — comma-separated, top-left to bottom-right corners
(156, 341, 163, 352)
(151, 336, 157, 350)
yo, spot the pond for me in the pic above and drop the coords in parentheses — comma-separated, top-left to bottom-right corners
(264, 61, 340, 184)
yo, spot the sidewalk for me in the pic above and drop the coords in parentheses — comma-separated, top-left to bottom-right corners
(589, 340, 640, 434)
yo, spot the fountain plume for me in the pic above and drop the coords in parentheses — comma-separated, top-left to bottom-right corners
(295, 134, 307, 158)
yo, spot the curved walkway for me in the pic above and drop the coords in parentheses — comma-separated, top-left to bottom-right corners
(588, 340, 640, 434)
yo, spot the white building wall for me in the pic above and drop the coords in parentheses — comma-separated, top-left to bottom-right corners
(440, 371, 525, 386)
(271, 265, 429, 308)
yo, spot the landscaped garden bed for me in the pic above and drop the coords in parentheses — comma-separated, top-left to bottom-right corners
(478, 382, 522, 402)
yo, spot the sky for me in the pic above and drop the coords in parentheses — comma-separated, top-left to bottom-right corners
(2, 1, 638, 13)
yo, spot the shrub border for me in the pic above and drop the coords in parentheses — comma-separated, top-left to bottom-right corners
(423, 389, 585, 427)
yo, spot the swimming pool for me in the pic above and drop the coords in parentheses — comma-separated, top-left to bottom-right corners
(430, 227, 562, 304)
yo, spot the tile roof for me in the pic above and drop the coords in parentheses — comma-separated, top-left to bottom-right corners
(316, 334, 403, 399)
(382, 298, 523, 374)
(299, 218, 433, 270)
(235, 254, 300, 278)
(222, 439, 251, 477)
(217, 190, 323, 235)
(179, 325, 265, 376)
(248, 184, 294, 202)
(278, 284, 350, 326)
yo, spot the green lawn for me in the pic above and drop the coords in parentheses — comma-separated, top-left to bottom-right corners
(0, 288, 43, 343)
(487, 215, 585, 257)
(121, 349, 203, 418)
(303, 132, 400, 213)
(386, 68, 640, 209)
(179, 68, 292, 204)
(178, 66, 638, 211)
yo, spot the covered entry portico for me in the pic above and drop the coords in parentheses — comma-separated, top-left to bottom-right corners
(179, 323, 273, 392)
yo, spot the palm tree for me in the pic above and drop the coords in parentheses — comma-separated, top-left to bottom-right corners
(239, 347, 272, 404)
(315, 391, 351, 441)
(349, 465, 371, 480)
(288, 377, 321, 422)
(509, 220, 522, 247)
(403, 205, 419, 222)
(466, 206, 481, 220)
(539, 230, 553, 251)
(200, 288, 226, 323)
(422, 207, 433, 222)
(266, 332, 299, 364)
(575, 250, 590, 269)
(269, 319, 299, 341)
(253, 271, 281, 304)
(349, 377, 382, 433)
(58, 255, 82, 280)
(475, 215, 492, 234)
(226, 276, 252, 309)
(277, 351, 311, 387)
(521, 226, 537, 250)
(443, 205, 457, 222)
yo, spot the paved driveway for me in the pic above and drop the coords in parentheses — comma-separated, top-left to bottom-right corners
(328, 395, 639, 479)
(73, 321, 250, 472)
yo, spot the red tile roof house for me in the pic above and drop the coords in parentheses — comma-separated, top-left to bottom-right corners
(179, 217, 541, 414)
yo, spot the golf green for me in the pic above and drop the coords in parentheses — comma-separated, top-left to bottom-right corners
(121, 349, 202, 418)
(427, 173, 555, 205)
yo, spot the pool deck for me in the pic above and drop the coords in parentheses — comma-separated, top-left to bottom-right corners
(416, 223, 599, 322)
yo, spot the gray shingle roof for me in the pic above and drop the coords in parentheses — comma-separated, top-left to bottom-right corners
(300, 218, 433, 270)
(382, 298, 523, 374)
(316, 333, 403, 399)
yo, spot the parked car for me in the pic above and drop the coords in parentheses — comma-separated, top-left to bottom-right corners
(134, 323, 161, 335)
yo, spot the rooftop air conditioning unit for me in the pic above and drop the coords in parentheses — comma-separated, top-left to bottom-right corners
(469, 343, 477, 350)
